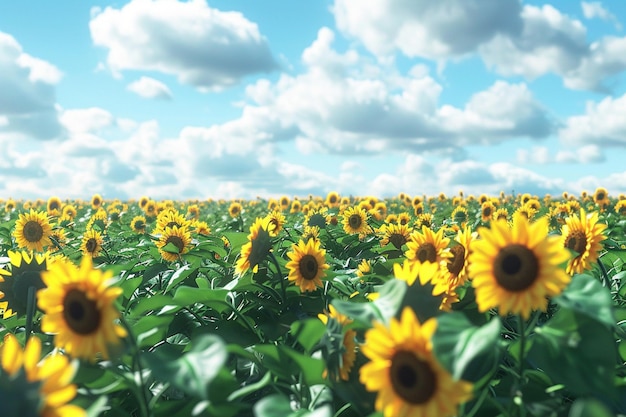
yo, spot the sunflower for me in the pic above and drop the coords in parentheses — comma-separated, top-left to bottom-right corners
(318, 305, 357, 381)
(302, 225, 320, 243)
(4, 198, 16, 212)
(46, 196, 63, 217)
(385, 214, 398, 224)
(468, 214, 571, 319)
(62, 204, 77, 220)
(415, 213, 434, 229)
(234, 217, 275, 277)
(305, 206, 329, 229)
(13, 209, 53, 252)
(265, 210, 286, 237)
(405, 226, 451, 284)
(442, 226, 474, 288)
(480, 201, 496, 223)
(86, 209, 109, 232)
(379, 223, 411, 250)
(155, 225, 192, 262)
(356, 259, 372, 277)
(228, 202, 243, 218)
(286, 238, 329, 292)
(38, 256, 127, 361)
(138, 196, 150, 210)
(413, 203, 424, 217)
(130, 215, 147, 234)
(615, 200, 626, 216)
(342, 206, 371, 236)
(561, 208, 607, 275)
(360, 307, 473, 417)
(494, 207, 509, 222)
(325, 191, 340, 208)
(0, 250, 49, 317)
(450, 206, 468, 226)
(50, 227, 67, 251)
(191, 220, 211, 236)
(290, 200, 302, 213)
(593, 187, 610, 207)
(143, 200, 158, 217)
(370, 202, 388, 221)
(186, 204, 200, 220)
(155, 208, 190, 233)
(81, 229, 104, 258)
(397, 212, 411, 226)
(1, 334, 85, 417)
(90, 194, 103, 210)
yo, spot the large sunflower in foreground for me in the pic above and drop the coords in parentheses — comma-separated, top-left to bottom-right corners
(0, 250, 49, 317)
(13, 209, 53, 252)
(560, 208, 607, 275)
(468, 214, 570, 319)
(38, 256, 127, 361)
(234, 217, 275, 277)
(1, 334, 85, 417)
(286, 238, 329, 292)
(155, 225, 192, 262)
(360, 307, 473, 417)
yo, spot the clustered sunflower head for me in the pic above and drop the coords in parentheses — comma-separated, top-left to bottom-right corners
(360, 307, 473, 417)
(342, 206, 372, 236)
(286, 238, 330, 292)
(13, 209, 53, 252)
(130, 215, 147, 234)
(38, 256, 127, 361)
(234, 217, 275, 277)
(561, 208, 607, 275)
(155, 225, 192, 262)
(1, 333, 86, 417)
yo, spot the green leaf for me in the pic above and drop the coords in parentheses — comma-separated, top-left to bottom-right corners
(165, 264, 198, 293)
(554, 274, 615, 329)
(568, 398, 614, 417)
(433, 313, 502, 381)
(120, 276, 143, 299)
(142, 334, 228, 400)
(253, 394, 293, 417)
(291, 318, 326, 352)
(162, 241, 181, 254)
(172, 286, 230, 313)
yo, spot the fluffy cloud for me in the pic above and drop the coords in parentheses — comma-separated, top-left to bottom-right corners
(560, 93, 626, 146)
(90, 0, 277, 90)
(127, 76, 173, 100)
(0, 32, 64, 140)
(581, 2, 622, 30)
(517, 144, 604, 164)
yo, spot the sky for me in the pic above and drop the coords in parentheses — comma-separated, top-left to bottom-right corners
(1, 0, 626, 201)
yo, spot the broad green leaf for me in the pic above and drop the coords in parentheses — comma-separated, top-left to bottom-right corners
(554, 273, 615, 329)
(172, 286, 230, 313)
(291, 318, 326, 352)
(568, 398, 614, 417)
(165, 263, 198, 292)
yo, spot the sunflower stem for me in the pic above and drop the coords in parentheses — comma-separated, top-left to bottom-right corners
(120, 317, 152, 417)
(269, 252, 287, 302)
(516, 315, 527, 414)
(597, 258, 612, 289)
(25, 286, 36, 337)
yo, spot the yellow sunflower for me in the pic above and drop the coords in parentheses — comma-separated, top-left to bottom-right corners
(234, 217, 275, 277)
(286, 238, 329, 292)
(342, 206, 371, 235)
(265, 210, 286, 237)
(13, 209, 53, 252)
(480, 201, 496, 223)
(360, 307, 473, 417)
(468, 215, 571, 319)
(405, 226, 451, 284)
(155, 208, 191, 233)
(130, 215, 147, 234)
(450, 206, 469, 226)
(318, 304, 357, 381)
(325, 191, 341, 208)
(155, 225, 192, 262)
(4, 198, 16, 212)
(0, 250, 49, 317)
(90, 194, 103, 210)
(228, 202, 243, 218)
(62, 204, 77, 220)
(593, 187, 610, 207)
(561, 208, 607, 275)
(1, 334, 85, 417)
(38, 256, 127, 361)
(356, 259, 372, 277)
(379, 223, 412, 250)
(81, 229, 104, 259)
(46, 196, 63, 217)
(397, 212, 411, 226)
(442, 226, 474, 288)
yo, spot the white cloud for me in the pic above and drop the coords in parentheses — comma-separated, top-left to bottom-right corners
(560, 93, 626, 146)
(581, 2, 622, 30)
(127, 76, 172, 99)
(517, 146, 551, 164)
(61, 107, 114, 133)
(89, 0, 277, 90)
(555, 144, 605, 163)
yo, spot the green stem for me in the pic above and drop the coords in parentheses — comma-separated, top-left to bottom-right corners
(269, 252, 287, 302)
(516, 315, 527, 416)
(25, 286, 36, 338)
(120, 318, 152, 417)
(597, 258, 612, 289)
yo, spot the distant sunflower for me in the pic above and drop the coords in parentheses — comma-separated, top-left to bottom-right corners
(413, 202, 424, 217)
(561, 208, 607, 275)
(302, 225, 320, 243)
(155, 226, 192, 262)
(379, 223, 411, 250)
(1, 333, 85, 417)
(318, 304, 357, 381)
(13, 209, 53, 252)
(494, 208, 509, 222)
(234, 217, 274, 276)
(4, 198, 16, 212)
(192, 220, 211, 236)
(290, 200, 302, 213)
(186, 204, 200, 220)
(305, 207, 329, 229)
(415, 213, 434, 229)
(480, 201, 496, 223)
(385, 214, 398, 224)
(155, 209, 190, 233)
(593, 187, 610, 207)
(143, 200, 158, 217)
(81, 229, 104, 258)
(86, 209, 109, 232)
(342, 206, 371, 235)
(138, 196, 150, 210)
(130, 215, 147, 234)
(468, 215, 570, 319)
(286, 238, 329, 292)
(90, 194, 103, 210)
(360, 307, 473, 417)
(228, 202, 243, 218)
(46, 196, 63, 217)
(38, 256, 127, 361)
(515, 204, 537, 221)
(451, 206, 469, 226)
(62, 204, 77, 220)
(325, 191, 340, 208)
(356, 259, 372, 277)
(397, 212, 411, 226)
(265, 210, 286, 237)
(440, 226, 474, 291)
(405, 226, 451, 284)
(615, 200, 626, 216)
(0, 250, 49, 317)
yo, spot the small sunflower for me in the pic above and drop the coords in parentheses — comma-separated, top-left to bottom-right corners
(186, 204, 200, 220)
(415, 213, 434, 229)
(143, 200, 158, 217)
(0, 250, 49, 317)
(155, 208, 191, 233)
(318, 305, 357, 381)
(81, 229, 104, 258)
(1, 334, 86, 417)
(62, 204, 77, 220)
(494, 208, 509, 222)
(46, 196, 63, 217)
(191, 220, 211, 236)
(130, 215, 147, 234)
(480, 201, 496, 223)
(155, 225, 192, 262)
(86, 209, 109, 232)
(614, 200, 626, 216)
(138, 196, 150, 210)
(360, 307, 473, 417)
(234, 217, 275, 277)
(593, 187, 610, 207)
(468, 215, 570, 319)
(90, 194, 103, 210)
(286, 238, 329, 292)
(342, 206, 371, 236)
(4, 198, 16, 212)
(442, 226, 474, 288)
(38, 256, 127, 361)
(13, 209, 53, 252)
(405, 226, 451, 284)
(561, 208, 607, 275)
(305, 207, 330, 229)
(356, 259, 372, 278)
(265, 210, 286, 237)
(450, 206, 469, 226)
(325, 191, 341, 208)
(379, 223, 411, 250)
(302, 225, 321, 243)
(228, 202, 243, 218)
(290, 200, 302, 213)
(397, 212, 411, 226)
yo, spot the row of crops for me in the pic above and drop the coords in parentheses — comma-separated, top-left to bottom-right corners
(0, 189, 625, 417)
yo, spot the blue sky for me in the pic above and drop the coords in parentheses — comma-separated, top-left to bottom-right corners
(1, 0, 626, 201)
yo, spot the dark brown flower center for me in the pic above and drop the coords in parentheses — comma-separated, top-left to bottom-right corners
(483, 207, 492, 217)
(166, 221, 180, 229)
(134, 220, 145, 230)
(565, 230, 587, 255)
(49, 201, 60, 211)
(447, 244, 466, 276)
(390, 351, 437, 405)
(63, 289, 101, 335)
(23, 220, 44, 242)
(349, 214, 362, 230)
(86, 238, 98, 253)
(417, 243, 437, 263)
(299, 254, 318, 280)
(390, 233, 408, 250)
(166, 235, 185, 252)
(493, 244, 539, 292)
(596, 192, 605, 201)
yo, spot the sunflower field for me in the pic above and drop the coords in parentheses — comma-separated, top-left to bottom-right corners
(0, 189, 626, 417)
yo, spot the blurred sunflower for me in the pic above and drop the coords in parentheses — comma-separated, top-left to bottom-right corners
(143, 200, 158, 217)
(342, 206, 371, 236)
(155, 225, 192, 262)
(397, 212, 411, 226)
(415, 213, 434, 229)
(130, 215, 147, 234)
(468, 215, 570, 319)
(384, 214, 398, 224)
(290, 199, 302, 214)
(325, 191, 340, 208)
(494, 207, 509, 222)
(186, 204, 200, 220)
(1, 333, 85, 417)
(615, 200, 626, 216)
(561, 208, 607, 275)
(13, 209, 53, 252)
(228, 202, 242, 218)
(451, 206, 469, 226)
(81, 229, 104, 259)
(302, 225, 320, 243)
(4, 198, 16, 212)
(356, 259, 372, 278)
(305, 207, 329, 229)
(86, 209, 109, 232)
(138, 196, 150, 210)
(62, 204, 77, 220)
(405, 226, 451, 284)
(593, 187, 610, 207)
(265, 210, 286, 237)
(379, 223, 411, 250)
(46, 196, 63, 217)
(38, 256, 127, 361)
(0, 250, 49, 317)
(286, 238, 329, 292)
(191, 220, 211, 236)
(235, 217, 275, 277)
(480, 201, 496, 223)
(90, 194, 103, 210)
(442, 226, 474, 288)
(413, 202, 424, 217)
(318, 304, 357, 381)
(360, 307, 473, 417)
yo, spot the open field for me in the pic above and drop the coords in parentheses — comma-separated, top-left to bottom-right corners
(0, 190, 625, 417)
